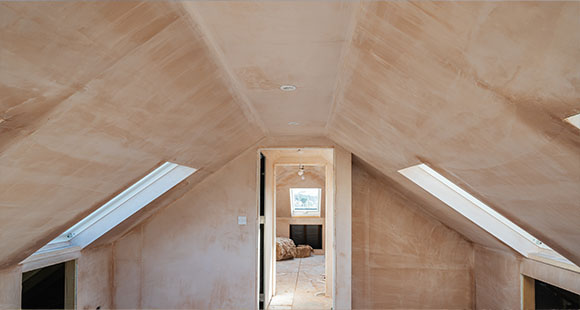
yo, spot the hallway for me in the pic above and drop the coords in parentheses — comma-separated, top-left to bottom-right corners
(269, 255, 331, 310)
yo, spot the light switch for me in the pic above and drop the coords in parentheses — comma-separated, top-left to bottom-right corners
(238, 216, 247, 225)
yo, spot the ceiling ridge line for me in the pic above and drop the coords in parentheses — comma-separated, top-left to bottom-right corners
(324, 1, 363, 137)
(176, 2, 269, 137)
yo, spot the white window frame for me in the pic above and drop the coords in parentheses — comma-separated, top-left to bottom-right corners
(564, 113, 580, 130)
(399, 163, 578, 272)
(290, 188, 322, 217)
(21, 162, 196, 272)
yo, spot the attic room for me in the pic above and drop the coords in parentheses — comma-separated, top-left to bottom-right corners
(0, 1, 579, 310)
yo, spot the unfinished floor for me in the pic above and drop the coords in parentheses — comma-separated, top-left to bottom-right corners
(269, 255, 331, 310)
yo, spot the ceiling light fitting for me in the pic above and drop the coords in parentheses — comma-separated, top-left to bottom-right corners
(280, 85, 297, 91)
(298, 164, 305, 180)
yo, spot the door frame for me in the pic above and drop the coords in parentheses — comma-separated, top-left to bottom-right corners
(256, 147, 351, 309)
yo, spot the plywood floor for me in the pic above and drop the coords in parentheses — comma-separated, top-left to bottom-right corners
(269, 255, 331, 310)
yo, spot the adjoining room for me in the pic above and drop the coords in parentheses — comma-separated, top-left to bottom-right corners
(272, 165, 328, 309)
(259, 148, 335, 310)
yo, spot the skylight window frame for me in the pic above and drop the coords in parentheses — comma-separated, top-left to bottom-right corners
(564, 113, 580, 130)
(290, 187, 322, 217)
(21, 161, 196, 271)
(398, 163, 577, 270)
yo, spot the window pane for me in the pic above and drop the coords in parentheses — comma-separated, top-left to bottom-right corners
(290, 188, 321, 216)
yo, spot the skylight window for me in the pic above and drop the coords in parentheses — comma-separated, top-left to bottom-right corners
(564, 113, 580, 130)
(21, 162, 196, 271)
(398, 163, 577, 270)
(290, 188, 321, 217)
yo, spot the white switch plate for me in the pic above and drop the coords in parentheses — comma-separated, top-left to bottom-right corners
(238, 216, 247, 225)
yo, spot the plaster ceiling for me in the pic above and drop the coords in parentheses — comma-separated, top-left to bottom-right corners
(327, 1, 580, 263)
(0, 1, 263, 267)
(1, 1, 579, 268)
(183, 1, 356, 136)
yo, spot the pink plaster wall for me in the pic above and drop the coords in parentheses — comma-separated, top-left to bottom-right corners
(112, 149, 258, 309)
(0, 266, 21, 309)
(473, 245, 521, 309)
(352, 158, 475, 309)
(77, 245, 114, 310)
(113, 227, 143, 308)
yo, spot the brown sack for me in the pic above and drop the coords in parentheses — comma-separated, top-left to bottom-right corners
(276, 237, 296, 261)
(294, 245, 313, 258)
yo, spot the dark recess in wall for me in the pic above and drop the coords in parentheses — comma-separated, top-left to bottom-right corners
(22, 262, 65, 309)
(290, 224, 323, 249)
(535, 279, 580, 309)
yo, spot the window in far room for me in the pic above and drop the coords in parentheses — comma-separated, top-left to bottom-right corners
(290, 188, 321, 217)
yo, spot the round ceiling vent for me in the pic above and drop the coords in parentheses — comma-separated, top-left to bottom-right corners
(280, 85, 297, 91)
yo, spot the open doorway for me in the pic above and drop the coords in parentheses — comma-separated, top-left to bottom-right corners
(272, 164, 329, 309)
(21, 260, 76, 309)
(258, 148, 334, 310)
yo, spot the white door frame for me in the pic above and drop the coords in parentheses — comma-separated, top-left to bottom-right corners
(257, 147, 351, 309)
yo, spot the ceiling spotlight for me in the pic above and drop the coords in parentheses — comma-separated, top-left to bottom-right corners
(280, 85, 297, 91)
(298, 164, 305, 180)
(288, 121, 300, 126)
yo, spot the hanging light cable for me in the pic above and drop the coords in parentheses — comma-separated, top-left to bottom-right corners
(298, 164, 305, 180)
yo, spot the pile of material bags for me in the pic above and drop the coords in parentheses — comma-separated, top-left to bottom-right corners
(276, 237, 313, 261)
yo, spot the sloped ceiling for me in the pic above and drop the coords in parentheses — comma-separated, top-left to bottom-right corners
(327, 2, 580, 264)
(0, 2, 264, 268)
(1, 1, 579, 268)
(179, 0, 580, 264)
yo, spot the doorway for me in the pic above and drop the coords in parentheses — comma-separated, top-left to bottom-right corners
(258, 148, 334, 310)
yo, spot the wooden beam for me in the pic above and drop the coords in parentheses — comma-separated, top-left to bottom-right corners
(522, 275, 535, 310)
(64, 260, 77, 310)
